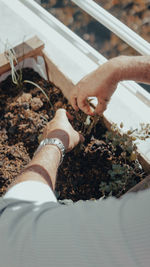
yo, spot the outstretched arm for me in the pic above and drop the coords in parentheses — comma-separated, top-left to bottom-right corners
(118, 55, 150, 84)
(8, 109, 83, 191)
(70, 55, 150, 115)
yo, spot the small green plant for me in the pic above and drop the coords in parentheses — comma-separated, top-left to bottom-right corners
(84, 114, 100, 135)
(75, 99, 101, 135)
(105, 123, 138, 162)
(99, 122, 149, 197)
(5, 44, 53, 109)
(23, 80, 53, 110)
(126, 123, 150, 141)
(5, 43, 23, 88)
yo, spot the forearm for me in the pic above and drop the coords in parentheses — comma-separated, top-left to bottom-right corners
(115, 55, 150, 84)
(10, 145, 61, 191)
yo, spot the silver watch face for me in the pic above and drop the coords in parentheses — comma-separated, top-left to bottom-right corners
(34, 138, 65, 165)
(45, 138, 65, 154)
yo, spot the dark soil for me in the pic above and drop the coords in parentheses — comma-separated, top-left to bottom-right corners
(0, 69, 148, 201)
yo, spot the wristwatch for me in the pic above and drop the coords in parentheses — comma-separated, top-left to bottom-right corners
(34, 138, 65, 165)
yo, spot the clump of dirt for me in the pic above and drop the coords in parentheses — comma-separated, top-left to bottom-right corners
(0, 68, 148, 201)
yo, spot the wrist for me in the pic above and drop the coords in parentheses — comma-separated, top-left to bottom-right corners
(113, 55, 146, 82)
(18, 145, 61, 191)
(109, 56, 127, 83)
(45, 129, 69, 151)
(34, 138, 65, 165)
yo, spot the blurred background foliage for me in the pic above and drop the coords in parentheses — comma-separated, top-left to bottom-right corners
(39, 0, 150, 92)
(40, 0, 150, 57)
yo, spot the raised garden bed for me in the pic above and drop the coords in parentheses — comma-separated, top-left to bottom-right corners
(0, 35, 149, 202)
(0, 67, 149, 201)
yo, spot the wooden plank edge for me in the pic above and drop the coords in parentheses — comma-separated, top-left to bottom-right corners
(43, 50, 75, 100)
(125, 174, 150, 194)
(0, 36, 44, 75)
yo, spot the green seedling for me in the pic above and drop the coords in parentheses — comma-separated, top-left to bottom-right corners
(23, 80, 53, 110)
(80, 99, 101, 135)
(5, 44, 53, 110)
(5, 44, 23, 88)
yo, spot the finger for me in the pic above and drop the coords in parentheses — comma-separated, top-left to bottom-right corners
(70, 96, 79, 111)
(55, 109, 70, 124)
(55, 108, 67, 118)
(77, 96, 94, 115)
(79, 133, 85, 143)
(67, 132, 85, 152)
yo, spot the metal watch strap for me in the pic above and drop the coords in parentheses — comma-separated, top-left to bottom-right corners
(34, 138, 65, 164)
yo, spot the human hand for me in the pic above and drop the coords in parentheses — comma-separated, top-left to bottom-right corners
(42, 109, 84, 151)
(70, 57, 121, 115)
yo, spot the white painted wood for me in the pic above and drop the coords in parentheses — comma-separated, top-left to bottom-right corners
(0, 0, 100, 84)
(72, 0, 150, 56)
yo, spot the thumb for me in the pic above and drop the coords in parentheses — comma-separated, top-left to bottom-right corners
(79, 133, 85, 143)
(77, 96, 94, 115)
(55, 108, 67, 119)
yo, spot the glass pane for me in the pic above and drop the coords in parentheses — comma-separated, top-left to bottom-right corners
(39, 0, 139, 57)
(94, 0, 150, 44)
(38, 0, 150, 93)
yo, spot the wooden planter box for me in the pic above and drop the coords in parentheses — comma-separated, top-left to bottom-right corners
(1, 33, 150, 171)
(0, 0, 150, 196)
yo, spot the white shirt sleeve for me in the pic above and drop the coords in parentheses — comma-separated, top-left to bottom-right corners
(4, 181, 57, 204)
